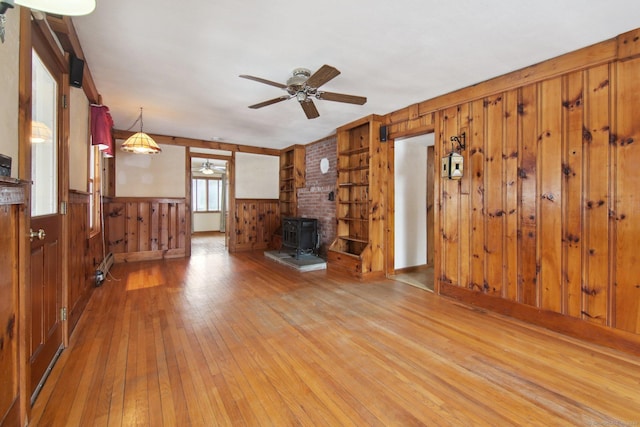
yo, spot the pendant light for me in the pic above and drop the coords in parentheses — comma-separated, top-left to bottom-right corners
(14, 0, 96, 16)
(31, 121, 52, 143)
(121, 108, 162, 155)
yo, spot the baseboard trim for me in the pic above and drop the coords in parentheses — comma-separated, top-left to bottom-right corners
(394, 264, 431, 274)
(439, 283, 640, 357)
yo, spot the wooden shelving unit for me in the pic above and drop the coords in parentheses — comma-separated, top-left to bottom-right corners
(278, 145, 305, 218)
(328, 114, 387, 278)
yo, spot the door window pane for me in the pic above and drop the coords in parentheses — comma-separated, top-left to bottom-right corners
(31, 50, 58, 217)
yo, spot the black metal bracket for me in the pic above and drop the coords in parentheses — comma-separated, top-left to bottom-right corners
(450, 132, 466, 151)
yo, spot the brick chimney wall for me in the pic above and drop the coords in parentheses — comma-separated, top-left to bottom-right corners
(297, 135, 337, 257)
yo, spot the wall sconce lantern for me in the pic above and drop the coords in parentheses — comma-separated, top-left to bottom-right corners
(441, 151, 464, 180)
(442, 132, 466, 180)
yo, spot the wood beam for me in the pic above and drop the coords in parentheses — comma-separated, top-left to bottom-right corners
(112, 129, 281, 156)
(617, 27, 640, 60)
(188, 152, 232, 161)
(45, 15, 100, 103)
(32, 17, 67, 73)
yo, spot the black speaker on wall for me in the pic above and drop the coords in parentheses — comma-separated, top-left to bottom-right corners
(380, 125, 388, 142)
(69, 55, 84, 88)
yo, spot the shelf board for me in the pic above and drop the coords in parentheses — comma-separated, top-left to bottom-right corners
(338, 146, 369, 156)
(338, 217, 367, 222)
(338, 165, 369, 172)
(338, 201, 368, 204)
(327, 247, 362, 258)
(281, 165, 295, 170)
(338, 236, 369, 244)
(281, 177, 294, 182)
(338, 182, 369, 187)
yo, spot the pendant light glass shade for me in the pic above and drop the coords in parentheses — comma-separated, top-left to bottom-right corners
(121, 132, 162, 154)
(31, 121, 52, 143)
(121, 107, 161, 154)
(15, 0, 96, 16)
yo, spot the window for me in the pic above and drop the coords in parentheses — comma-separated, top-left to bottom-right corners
(192, 178, 222, 212)
(88, 144, 102, 235)
(31, 50, 58, 217)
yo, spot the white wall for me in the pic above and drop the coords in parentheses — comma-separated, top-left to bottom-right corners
(394, 133, 434, 270)
(69, 87, 89, 190)
(116, 142, 186, 197)
(0, 8, 20, 178)
(193, 212, 221, 232)
(235, 152, 279, 199)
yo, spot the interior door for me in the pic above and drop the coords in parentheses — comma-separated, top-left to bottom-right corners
(29, 48, 63, 401)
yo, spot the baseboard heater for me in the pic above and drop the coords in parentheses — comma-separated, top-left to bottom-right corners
(96, 252, 114, 286)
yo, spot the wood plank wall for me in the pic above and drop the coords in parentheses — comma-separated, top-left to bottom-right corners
(381, 28, 640, 347)
(433, 37, 640, 336)
(104, 197, 188, 262)
(67, 191, 96, 332)
(0, 180, 27, 427)
(231, 199, 280, 252)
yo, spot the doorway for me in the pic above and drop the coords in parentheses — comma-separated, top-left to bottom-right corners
(189, 153, 230, 249)
(391, 133, 435, 291)
(29, 46, 64, 401)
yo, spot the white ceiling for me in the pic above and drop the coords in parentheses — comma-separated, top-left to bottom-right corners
(73, 1, 640, 150)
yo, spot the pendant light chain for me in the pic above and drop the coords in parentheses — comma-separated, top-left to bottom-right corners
(124, 107, 144, 132)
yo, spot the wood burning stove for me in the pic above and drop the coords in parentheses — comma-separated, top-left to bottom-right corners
(282, 217, 318, 258)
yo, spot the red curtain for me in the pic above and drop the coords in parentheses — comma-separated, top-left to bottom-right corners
(90, 105, 114, 157)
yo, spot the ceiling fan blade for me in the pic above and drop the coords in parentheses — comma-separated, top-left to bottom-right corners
(300, 100, 319, 119)
(317, 91, 367, 105)
(305, 65, 340, 88)
(248, 96, 290, 109)
(239, 74, 287, 89)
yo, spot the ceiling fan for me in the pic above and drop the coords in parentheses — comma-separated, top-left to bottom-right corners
(239, 65, 367, 119)
(195, 160, 225, 175)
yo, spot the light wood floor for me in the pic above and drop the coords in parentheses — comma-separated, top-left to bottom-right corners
(30, 235, 640, 426)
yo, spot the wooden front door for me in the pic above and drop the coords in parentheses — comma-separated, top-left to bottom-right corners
(29, 48, 63, 400)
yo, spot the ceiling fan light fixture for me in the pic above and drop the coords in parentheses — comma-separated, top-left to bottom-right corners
(15, 0, 96, 16)
(296, 91, 307, 102)
(199, 160, 216, 174)
(286, 68, 311, 87)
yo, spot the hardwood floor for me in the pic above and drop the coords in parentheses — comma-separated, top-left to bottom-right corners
(391, 267, 434, 292)
(30, 236, 640, 426)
